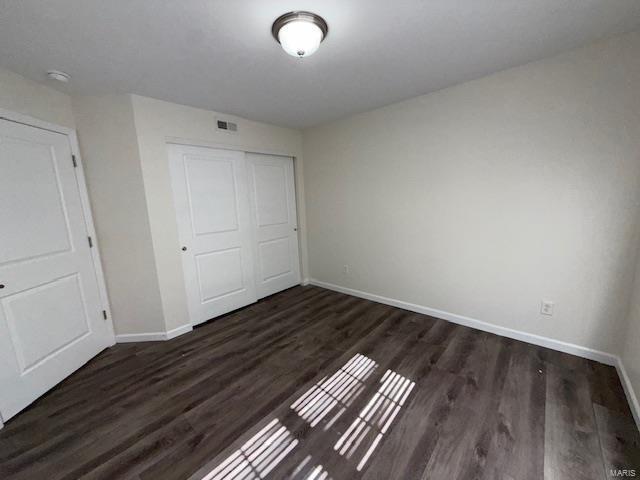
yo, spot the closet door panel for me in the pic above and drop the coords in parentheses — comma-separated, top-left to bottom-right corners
(247, 153, 301, 299)
(169, 145, 256, 325)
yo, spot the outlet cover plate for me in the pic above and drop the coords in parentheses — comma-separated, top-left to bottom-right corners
(541, 300, 554, 316)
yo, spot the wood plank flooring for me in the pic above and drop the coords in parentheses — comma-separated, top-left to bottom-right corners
(0, 285, 638, 479)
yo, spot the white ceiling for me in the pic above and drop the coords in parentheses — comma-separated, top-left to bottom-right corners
(1, 1, 639, 128)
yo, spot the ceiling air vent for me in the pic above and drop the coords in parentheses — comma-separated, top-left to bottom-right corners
(216, 119, 238, 133)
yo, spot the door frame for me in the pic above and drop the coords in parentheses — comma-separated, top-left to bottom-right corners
(166, 138, 306, 296)
(0, 109, 116, 376)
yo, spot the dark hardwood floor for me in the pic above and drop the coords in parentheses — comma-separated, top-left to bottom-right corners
(1, 285, 638, 479)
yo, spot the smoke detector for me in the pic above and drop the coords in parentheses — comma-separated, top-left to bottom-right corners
(46, 70, 71, 83)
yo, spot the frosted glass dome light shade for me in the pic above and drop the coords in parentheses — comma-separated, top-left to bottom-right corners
(272, 12, 328, 58)
(279, 21, 322, 57)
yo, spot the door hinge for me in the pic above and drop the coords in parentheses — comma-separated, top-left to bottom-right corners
(88, 236, 93, 248)
(102, 310, 108, 320)
(72, 154, 77, 168)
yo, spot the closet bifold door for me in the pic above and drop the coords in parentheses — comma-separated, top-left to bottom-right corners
(168, 144, 257, 325)
(246, 153, 301, 299)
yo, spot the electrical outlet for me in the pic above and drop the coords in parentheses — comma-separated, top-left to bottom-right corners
(541, 300, 554, 316)
(343, 265, 350, 275)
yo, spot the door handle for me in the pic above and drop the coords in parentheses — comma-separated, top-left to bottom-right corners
(293, 228, 298, 232)
(181, 246, 187, 251)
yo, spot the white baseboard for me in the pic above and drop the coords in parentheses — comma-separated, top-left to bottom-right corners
(615, 357, 640, 431)
(115, 332, 167, 343)
(308, 279, 618, 366)
(301, 278, 310, 286)
(115, 324, 192, 343)
(166, 324, 193, 340)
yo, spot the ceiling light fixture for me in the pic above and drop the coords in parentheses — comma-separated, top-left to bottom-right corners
(272, 11, 328, 58)
(46, 70, 71, 83)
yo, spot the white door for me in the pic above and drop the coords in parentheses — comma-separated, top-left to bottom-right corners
(0, 118, 112, 421)
(169, 145, 257, 325)
(247, 153, 301, 299)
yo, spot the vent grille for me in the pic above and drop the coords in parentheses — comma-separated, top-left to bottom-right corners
(216, 119, 238, 133)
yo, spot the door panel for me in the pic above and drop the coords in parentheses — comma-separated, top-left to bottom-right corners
(247, 154, 301, 298)
(195, 248, 244, 301)
(0, 118, 111, 421)
(169, 145, 257, 325)
(4, 274, 90, 372)
(1, 136, 72, 264)
(253, 164, 289, 226)
(259, 237, 292, 281)
(186, 157, 239, 235)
